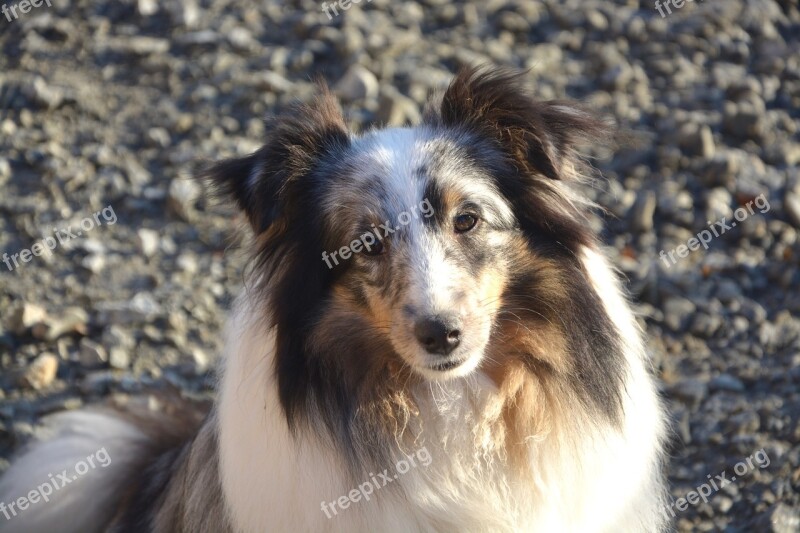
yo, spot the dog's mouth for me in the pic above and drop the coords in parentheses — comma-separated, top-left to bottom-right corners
(428, 358, 467, 372)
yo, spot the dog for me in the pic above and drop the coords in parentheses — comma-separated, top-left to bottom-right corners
(0, 66, 668, 532)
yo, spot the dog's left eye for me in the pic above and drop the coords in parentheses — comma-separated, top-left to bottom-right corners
(454, 214, 478, 233)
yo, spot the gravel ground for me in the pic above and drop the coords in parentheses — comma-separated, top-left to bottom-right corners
(1, 0, 799, 531)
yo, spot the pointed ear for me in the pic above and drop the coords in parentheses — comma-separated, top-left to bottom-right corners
(198, 86, 350, 233)
(425, 66, 611, 181)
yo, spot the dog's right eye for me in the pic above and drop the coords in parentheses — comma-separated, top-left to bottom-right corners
(454, 214, 478, 233)
(363, 239, 385, 256)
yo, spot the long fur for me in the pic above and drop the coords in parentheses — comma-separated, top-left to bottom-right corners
(0, 67, 667, 532)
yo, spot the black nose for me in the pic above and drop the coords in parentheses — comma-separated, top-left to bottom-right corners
(414, 314, 462, 355)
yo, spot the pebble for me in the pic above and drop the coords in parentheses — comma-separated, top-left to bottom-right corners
(137, 0, 158, 16)
(783, 191, 800, 229)
(79, 338, 108, 366)
(22, 77, 64, 110)
(376, 88, 421, 126)
(632, 190, 656, 233)
(706, 187, 733, 221)
(751, 503, 800, 533)
(709, 374, 746, 393)
(690, 313, 722, 338)
(168, 178, 200, 221)
(96, 293, 161, 326)
(335, 65, 379, 102)
(698, 125, 716, 159)
(167, 0, 200, 28)
(723, 107, 765, 141)
(32, 306, 89, 341)
(670, 379, 709, 406)
(137, 229, 161, 258)
(9, 303, 48, 335)
(81, 254, 106, 274)
(109, 348, 131, 370)
(664, 297, 697, 332)
(0, 158, 11, 182)
(20, 353, 59, 390)
(105, 36, 170, 56)
(177, 253, 199, 274)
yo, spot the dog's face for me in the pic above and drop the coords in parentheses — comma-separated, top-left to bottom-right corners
(316, 130, 519, 379)
(203, 67, 624, 426)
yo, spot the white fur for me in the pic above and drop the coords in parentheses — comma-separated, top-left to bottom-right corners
(0, 411, 149, 533)
(217, 244, 667, 532)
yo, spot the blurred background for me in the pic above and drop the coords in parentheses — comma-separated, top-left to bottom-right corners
(1, 0, 799, 530)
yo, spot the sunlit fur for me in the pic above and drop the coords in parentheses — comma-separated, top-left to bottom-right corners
(216, 66, 668, 531)
(0, 67, 667, 533)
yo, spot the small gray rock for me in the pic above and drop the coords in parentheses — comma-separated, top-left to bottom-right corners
(177, 253, 198, 274)
(632, 190, 656, 233)
(698, 125, 715, 159)
(168, 178, 200, 221)
(663, 296, 697, 332)
(33, 306, 89, 341)
(783, 191, 800, 229)
(376, 88, 421, 126)
(670, 379, 708, 405)
(689, 313, 722, 338)
(750, 503, 800, 533)
(137, 0, 158, 16)
(109, 347, 131, 370)
(706, 187, 733, 221)
(137, 229, 160, 258)
(102, 325, 135, 350)
(20, 353, 59, 390)
(81, 254, 106, 274)
(80, 338, 107, 366)
(709, 374, 746, 393)
(723, 107, 765, 140)
(335, 65, 379, 102)
(95, 301, 148, 325)
(496, 11, 530, 33)
(9, 303, 48, 335)
(107, 36, 170, 55)
(0, 157, 11, 182)
(192, 348, 209, 372)
(23, 77, 64, 110)
(602, 63, 634, 91)
(166, 0, 200, 28)
(80, 371, 116, 395)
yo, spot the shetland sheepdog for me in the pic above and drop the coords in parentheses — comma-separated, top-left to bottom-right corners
(0, 67, 668, 532)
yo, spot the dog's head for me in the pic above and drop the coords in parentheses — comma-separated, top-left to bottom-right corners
(202, 67, 618, 426)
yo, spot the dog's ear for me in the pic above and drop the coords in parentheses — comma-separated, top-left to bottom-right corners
(198, 86, 350, 233)
(426, 66, 610, 182)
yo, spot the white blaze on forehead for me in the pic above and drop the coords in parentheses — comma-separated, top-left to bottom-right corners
(407, 229, 459, 314)
(321, 127, 429, 221)
(356, 127, 429, 215)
